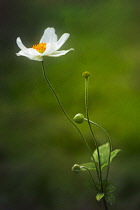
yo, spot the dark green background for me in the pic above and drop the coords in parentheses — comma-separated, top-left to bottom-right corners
(1, 0, 140, 209)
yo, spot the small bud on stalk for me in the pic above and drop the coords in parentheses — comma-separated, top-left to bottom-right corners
(73, 113, 85, 124)
(72, 164, 81, 174)
(82, 71, 90, 78)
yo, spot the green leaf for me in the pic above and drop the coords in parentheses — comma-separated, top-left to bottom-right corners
(96, 193, 104, 201)
(80, 162, 96, 171)
(93, 143, 121, 170)
(110, 149, 121, 162)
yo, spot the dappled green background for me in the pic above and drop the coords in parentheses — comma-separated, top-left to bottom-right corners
(1, 0, 140, 209)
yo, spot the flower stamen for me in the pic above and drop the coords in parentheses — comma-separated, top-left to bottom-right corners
(32, 42, 46, 53)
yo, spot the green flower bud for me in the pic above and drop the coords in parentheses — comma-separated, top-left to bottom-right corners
(72, 164, 81, 174)
(73, 113, 85, 124)
(82, 71, 90, 78)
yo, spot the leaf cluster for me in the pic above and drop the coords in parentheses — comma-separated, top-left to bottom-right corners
(73, 143, 120, 203)
(80, 143, 121, 171)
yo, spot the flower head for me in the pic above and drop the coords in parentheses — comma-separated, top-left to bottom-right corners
(16, 27, 74, 61)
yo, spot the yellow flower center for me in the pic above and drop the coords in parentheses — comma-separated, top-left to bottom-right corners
(32, 42, 46, 53)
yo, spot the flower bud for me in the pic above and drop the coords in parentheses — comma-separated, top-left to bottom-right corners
(82, 71, 90, 78)
(72, 164, 81, 174)
(73, 113, 85, 124)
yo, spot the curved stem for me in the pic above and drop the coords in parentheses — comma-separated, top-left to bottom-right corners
(82, 165, 108, 210)
(41, 61, 97, 182)
(41, 61, 91, 152)
(84, 119, 112, 185)
(80, 166, 99, 191)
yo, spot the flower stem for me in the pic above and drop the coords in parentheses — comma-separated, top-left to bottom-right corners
(80, 166, 99, 191)
(41, 61, 97, 180)
(84, 77, 108, 210)
(103, 196, 108, 210)
(84, 78, 101, 183)
(84, 119, 112, 186)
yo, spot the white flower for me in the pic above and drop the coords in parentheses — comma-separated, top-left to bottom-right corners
(16, 27, 74, 61)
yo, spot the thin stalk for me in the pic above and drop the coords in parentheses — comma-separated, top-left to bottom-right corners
(41, 61, 98, 182)
(80, 166, 99, 191)
(103, 197, 108, 210)
(83, 165, 108, 210)
(84, 119, 112, 185)
(84, 78, 108, 210)
(84, 78, 102, 183)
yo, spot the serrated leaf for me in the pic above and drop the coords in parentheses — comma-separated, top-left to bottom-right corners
(93, 143, 121, 170)
(96, 193, 104, 201)
(80, 162, 96, 171)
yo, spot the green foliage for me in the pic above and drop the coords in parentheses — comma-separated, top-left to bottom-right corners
(77, 143, 120, 173)
(93, 143, 121, 170)
(80, 162, 96, 171)
(96, 193, 104, 201)
(110, 149, 121, 162)
(96, 181, 116, 204)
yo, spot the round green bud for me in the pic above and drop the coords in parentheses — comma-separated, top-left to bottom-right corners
(82, 71, 91, 78)
(73, 113, 85, 124)
(72, 164, 81, 174)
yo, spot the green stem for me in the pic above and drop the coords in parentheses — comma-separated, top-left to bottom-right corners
(41, 61, 91, 152)
(41, 61, 97, 182)
(103, 197, 108, 210)
(84, 78, 108, 210)
(82, 165, 108, 210)
(84, 78, 101, 184)
(84, 119, 112, 185)
(80, 166, 99, 191)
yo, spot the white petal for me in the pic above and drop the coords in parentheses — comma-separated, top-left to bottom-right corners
(16, 50, 43, 61)
(16, 37, 28, 53)
(29, 56, 43, 61)
(27, 48, 41, 56)
(47, 48, 74, 57)
(42, 43, 57, 56)
(55, 33, 70, 51)
(39, 27, 57, 44)
(16, 50, 29, 57)
(16, 37, 42, 57)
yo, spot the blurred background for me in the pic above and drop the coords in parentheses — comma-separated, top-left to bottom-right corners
(1, 0, 140, 209)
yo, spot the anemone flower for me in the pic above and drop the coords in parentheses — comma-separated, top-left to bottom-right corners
(16, 27, 73, 61)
